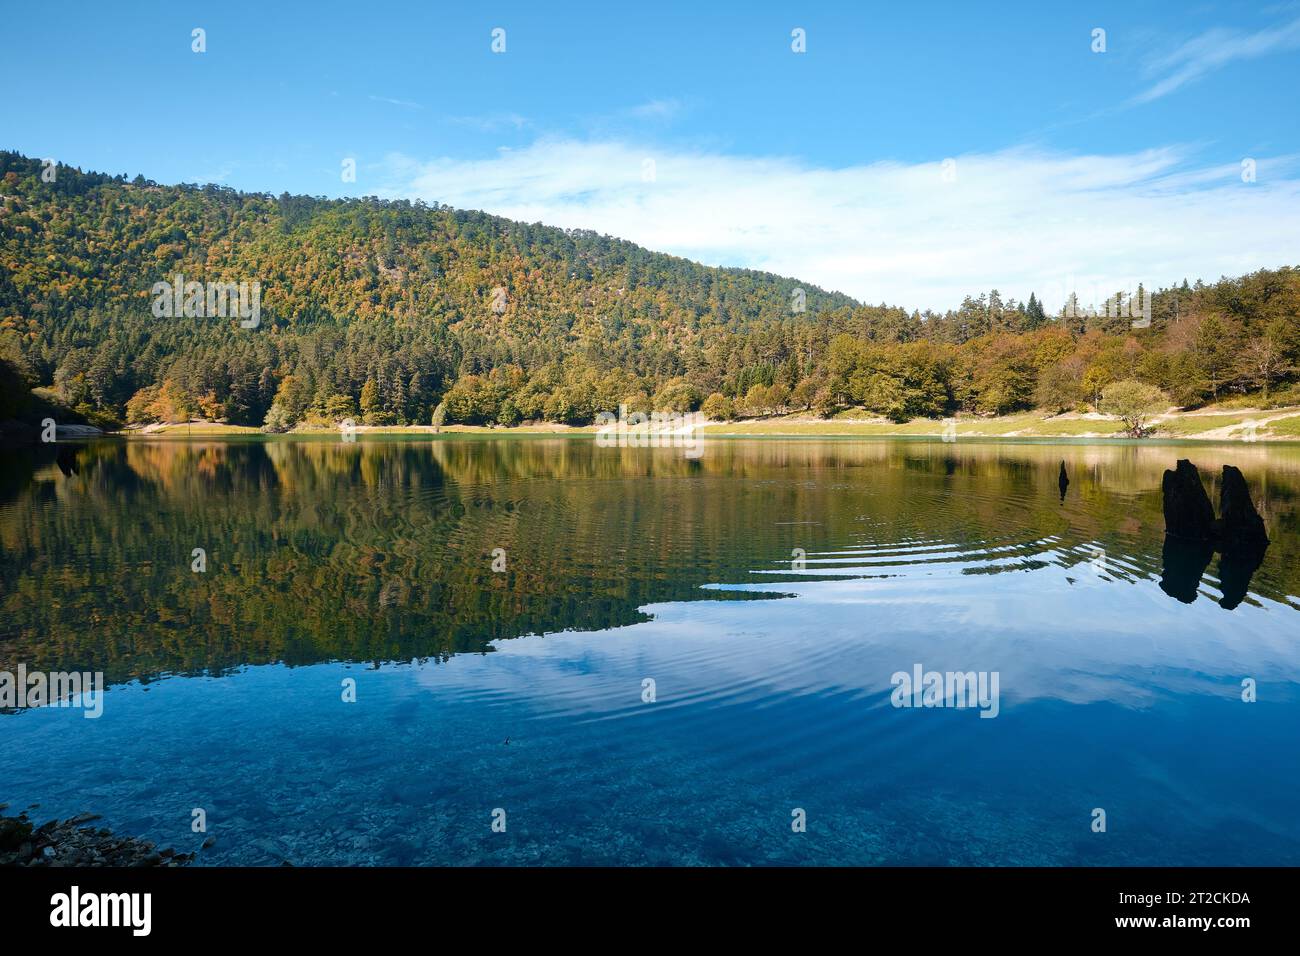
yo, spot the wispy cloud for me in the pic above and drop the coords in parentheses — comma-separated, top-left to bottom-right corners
(1134, 17, 1300, 103)
(445, 112, 530, 132)
(626, 98, 682, 121)
(378, 140, 1300, 312)
(368, 94, 424, 110)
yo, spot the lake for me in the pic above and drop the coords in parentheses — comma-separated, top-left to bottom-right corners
(2, 436, 1298, 865)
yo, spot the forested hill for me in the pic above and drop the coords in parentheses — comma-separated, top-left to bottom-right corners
(2, 149, 1299, 430)
(0, 150, 856, 428)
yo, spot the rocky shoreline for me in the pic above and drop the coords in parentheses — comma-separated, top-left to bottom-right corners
(0, 804, 197, 867)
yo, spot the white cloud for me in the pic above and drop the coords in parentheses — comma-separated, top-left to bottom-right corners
(379, 140, 1300, 313)
(1134, 17, 1300, 103)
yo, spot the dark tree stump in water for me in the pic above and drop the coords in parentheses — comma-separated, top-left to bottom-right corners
(1159, 536, 1215, 604)
(1217, 465, 1269, 553)
(1161, 459, 1215, 540)
(1159, 460, 1270, 608)
(1217, 545, 1267, 610)
(1058, 461, 1069, 501)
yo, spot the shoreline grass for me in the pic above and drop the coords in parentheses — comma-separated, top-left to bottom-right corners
(114, 405, 1300, 442)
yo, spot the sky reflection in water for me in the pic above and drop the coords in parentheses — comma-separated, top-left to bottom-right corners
(1, 437, 1297, 864)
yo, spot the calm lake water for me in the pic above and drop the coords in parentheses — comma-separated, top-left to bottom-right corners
(2, 437, 1298, 865)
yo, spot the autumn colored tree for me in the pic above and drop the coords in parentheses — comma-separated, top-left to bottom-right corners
(1099, 380, 1168, 437)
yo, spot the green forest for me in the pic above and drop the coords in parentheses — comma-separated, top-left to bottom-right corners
(2, 150, 1298, 431)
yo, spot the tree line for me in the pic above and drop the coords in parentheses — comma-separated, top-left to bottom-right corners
(2, 151, 1297, 430)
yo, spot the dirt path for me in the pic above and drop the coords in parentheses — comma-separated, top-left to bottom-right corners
(1191, 410, 1300, 441)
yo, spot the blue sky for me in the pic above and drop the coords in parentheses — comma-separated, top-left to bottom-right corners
(4, 0, 1299, 310)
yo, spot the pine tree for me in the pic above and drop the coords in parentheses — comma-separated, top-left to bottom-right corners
(1025, 293, 1045, 329)
(360, 378, 381, 424)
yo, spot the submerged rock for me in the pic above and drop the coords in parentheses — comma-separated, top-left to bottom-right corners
(56, 446, 81, 477)
(1161, 460, 1215, 540)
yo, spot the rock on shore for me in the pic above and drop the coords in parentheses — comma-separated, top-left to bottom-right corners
(0, 807, 194, 867)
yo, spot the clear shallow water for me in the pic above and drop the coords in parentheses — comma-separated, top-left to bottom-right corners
(2, 437, 1298, 865)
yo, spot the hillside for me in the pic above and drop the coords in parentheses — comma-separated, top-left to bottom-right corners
(2, 150, 1298, 432)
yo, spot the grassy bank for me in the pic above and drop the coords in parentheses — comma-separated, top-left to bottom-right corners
(703, 406, 1300, 440)
(128, 422, 599, 437)
(119, 404, 1300, 441)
